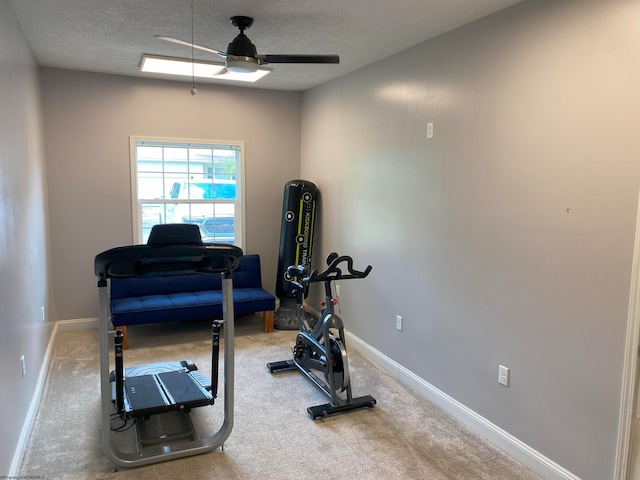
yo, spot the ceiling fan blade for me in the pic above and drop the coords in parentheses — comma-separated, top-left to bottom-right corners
(154, 35, 227, 58)
(258, 54, 340, 64)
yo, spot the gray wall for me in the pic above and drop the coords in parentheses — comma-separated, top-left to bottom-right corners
(40, 69, 301, 321)
(0, 0, 51, 474)
(5, 0, 640, 477)
(300, 0, 640, 478)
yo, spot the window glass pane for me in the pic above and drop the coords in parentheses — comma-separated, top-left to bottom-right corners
(166, 175, 190, 199)
(137, 146, 163, 162)
(213, 151, 237, 181)
(164, 147, 188, 162)
(138, 172, 164, 199)
(214, 203, 235, 217)
(141, 203, 167, 243)
(198, 216, 235, 244)
(214, 182, 236, 200)
(189, 183, 209, 199)
(179, 202, 215, 223)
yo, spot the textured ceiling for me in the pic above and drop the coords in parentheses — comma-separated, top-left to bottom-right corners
(8, 0, 524, 91)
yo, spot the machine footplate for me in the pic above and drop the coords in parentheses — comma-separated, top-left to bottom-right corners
(307, 395, 377, 420)
(267, 360, 297, 373)
(125, 375, 171, 417)
(111, 361, 214, 418)
(157, 371, 213, 412)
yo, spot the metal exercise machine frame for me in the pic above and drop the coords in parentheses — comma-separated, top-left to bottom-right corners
(95, 241, 243, 468)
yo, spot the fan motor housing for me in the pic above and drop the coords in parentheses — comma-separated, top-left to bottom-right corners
(227, 33, 257, 57)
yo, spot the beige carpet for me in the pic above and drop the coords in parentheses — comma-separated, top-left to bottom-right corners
(20, 314, 541, 479)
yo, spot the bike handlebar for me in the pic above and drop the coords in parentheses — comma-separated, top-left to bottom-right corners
(304, 253, 372, 284)
(287, 264, 309, 278)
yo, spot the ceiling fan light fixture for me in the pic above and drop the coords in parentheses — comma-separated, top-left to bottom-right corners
(216, 68, 271, 82)
(225, 55, 260, 73)
(140, 54, 225, 77)
(140, 54, 270, 83)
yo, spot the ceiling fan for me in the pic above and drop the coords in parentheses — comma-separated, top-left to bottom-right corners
(155, 15, 340, 74)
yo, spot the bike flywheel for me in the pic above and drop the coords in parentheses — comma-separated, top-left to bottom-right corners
(326, 335, 350, 392)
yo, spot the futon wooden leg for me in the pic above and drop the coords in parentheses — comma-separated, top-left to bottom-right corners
(115, 326, 128, 349)
(263, 311, 274, 333)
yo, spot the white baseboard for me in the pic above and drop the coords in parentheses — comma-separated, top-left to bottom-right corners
(57, 317, 98, 330)
(345, 330, 580, 480)
(9, 321, 60, 477)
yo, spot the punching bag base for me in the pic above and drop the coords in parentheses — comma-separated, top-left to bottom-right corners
(274, 299, 318, 330)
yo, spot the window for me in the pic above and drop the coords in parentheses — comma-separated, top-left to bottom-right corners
(130, 137, 244, 246)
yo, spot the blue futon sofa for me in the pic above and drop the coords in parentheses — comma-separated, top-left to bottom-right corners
(109, 253, 275, 347)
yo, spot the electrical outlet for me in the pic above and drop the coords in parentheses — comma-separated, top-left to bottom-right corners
(21, 355, 26, 378)
(396, 315, 403, 331)
(427, 122, 434, 139)
(41, 306, 45, 322)
(498, 365, 510, 387)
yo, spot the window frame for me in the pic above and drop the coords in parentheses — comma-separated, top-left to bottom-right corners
(129, 136, 246, 248)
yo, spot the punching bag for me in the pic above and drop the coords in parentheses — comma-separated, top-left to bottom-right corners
(274, 179, 318, 329)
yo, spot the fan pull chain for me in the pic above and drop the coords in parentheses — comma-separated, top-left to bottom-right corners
(190, 0, 197, 96)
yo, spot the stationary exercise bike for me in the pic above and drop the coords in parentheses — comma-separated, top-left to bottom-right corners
(267, 253, 376, 419)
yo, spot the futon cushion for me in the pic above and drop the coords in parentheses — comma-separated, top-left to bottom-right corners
(109, 253, 275, 327)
